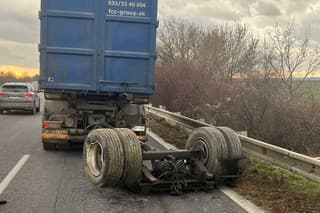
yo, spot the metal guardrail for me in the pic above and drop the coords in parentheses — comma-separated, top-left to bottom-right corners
(146, 105, 320, 184)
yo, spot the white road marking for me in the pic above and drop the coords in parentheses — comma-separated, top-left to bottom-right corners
(0, 154, 30, 196)
(220, 186, 266, 213)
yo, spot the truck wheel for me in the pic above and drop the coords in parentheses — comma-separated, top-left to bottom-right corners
(216, 127, 242, 159)
(43, 142, 56, 151)
(217, 127, 242, 176)
(186, 127, 228, 178)
(84, 129, 124, 188)
(114, 128, 142, 189)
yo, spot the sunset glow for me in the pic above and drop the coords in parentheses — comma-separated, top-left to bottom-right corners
(0, 65, 38, 79)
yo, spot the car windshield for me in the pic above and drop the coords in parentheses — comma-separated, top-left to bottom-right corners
(1, 85, 28, 92)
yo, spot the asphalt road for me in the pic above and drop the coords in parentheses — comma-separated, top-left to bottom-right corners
(0, 108, 246, 213)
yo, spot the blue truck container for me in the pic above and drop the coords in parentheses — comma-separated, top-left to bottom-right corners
(40, 0, 158, 95)
(40, 0, 158, 150)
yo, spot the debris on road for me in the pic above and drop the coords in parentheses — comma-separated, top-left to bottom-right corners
(0, 200, 7, 205)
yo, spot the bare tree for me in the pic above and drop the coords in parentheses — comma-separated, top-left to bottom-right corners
(223, 24, 259, 81)
(195, 27, 228, 79)
(158, 19, 204, 64)
(266, 21, 320, 98)
(158, 20, 260, 81)
(191, 23, 260, 81)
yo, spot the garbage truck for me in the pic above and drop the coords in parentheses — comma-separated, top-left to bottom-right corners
(40, 0, 242, 192)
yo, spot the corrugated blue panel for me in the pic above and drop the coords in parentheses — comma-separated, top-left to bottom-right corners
(40, 0, 158, 95)
(48, 0, 95, 12)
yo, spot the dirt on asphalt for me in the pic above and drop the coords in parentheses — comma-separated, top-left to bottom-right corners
(148, 117, 320, 213)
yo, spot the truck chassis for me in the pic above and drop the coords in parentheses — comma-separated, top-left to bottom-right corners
(42, 91, 148, 150)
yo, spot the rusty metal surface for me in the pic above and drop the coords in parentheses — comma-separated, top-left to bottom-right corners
(146, 105, 320, 184)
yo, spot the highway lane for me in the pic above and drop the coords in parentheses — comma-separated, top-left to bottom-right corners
(0, 109, 246, 213)
(0, 111, 42, 183)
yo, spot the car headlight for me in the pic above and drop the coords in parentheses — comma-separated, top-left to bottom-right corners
(131, 126, 146, 132)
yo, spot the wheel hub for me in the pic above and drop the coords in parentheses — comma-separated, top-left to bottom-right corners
(87, 142, 104, 177)
(192, 138, 209, 164)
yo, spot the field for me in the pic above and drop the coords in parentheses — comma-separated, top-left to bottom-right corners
(296, 79, 320, 100)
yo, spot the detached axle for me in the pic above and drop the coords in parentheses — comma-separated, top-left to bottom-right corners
(140, 147, 216, 193)
(142, 150, 202, 160)
(83, 127, 242, 193)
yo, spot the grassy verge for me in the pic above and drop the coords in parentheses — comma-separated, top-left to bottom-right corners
(235, 157, 320, 212)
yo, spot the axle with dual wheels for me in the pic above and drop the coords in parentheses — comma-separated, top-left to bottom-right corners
(83, 126, 242, 193)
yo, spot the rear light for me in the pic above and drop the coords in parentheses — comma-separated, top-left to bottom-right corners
(24, 93, 33, 98)
(0, 93, 4, 97)
(43, 121, 63, 129)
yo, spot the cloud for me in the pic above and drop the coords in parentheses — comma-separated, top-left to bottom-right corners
(0, 0, 320, 70)
(253, 1, 282, 17)
(159, 0, 242, 23)
(0, 39, 38, 68)
(0, 0, 39, 44)
(0, 0, 39, 70)
(159, 0, 320, 44)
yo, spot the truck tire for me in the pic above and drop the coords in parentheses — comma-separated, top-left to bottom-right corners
(186, 127, 228, 178)
(43, 142, 56, 151)
(216, 127, 242, 159)
(83, 129, 124, 188)
(216, 127, 242, 176)
(114, 128, 142, 188)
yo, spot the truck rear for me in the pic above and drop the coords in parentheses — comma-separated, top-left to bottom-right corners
(39, 0, 158, 149)
(40, 0, 242, 193)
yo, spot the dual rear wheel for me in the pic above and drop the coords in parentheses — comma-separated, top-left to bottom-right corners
(83, 129, 142, 188)
(186, 127, 242, 180)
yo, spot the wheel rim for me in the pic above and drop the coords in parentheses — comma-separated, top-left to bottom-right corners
(192, 138, 209, 164)
(87, 142, 104, 177)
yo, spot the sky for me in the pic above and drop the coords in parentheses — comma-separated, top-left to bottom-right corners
(0, 0, 320, 75)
